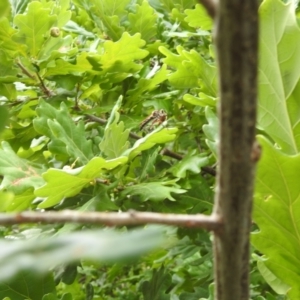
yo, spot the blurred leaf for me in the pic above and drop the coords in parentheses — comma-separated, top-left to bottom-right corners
(0, 17, 26, 55)
(184, 4, 212, 30)
(128, 1, 157, 42)
(0, 226, 166, 282)
(34, 100, 94, 164)
(35, 156, 127, 208)
(0, 106, 9, 133)
(0, 271, 56, 300)
(183, 92, 216, 107)
(13, 1, 57, 57)
(252, 136, 300, 299)
(257, 260, 290, 295)
(121, 180, 186, 202)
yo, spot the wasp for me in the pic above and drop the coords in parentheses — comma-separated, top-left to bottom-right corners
(139, 109, 167, 131)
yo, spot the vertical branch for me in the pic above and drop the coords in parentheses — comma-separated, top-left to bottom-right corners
(213, 0, 259, 299)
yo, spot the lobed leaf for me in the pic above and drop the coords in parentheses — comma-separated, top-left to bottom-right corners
(159, 45, 217, 93)
(13, 1, 57, 57)
(34, 100, 94, 164)
(128, 1, 157, 42)
(35, 156, 127, 208)
(121, 180, 186, 202)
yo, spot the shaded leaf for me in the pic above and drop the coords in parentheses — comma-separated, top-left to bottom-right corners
(34, 100, 94, 164)
(0, 271, 55, 300)
(170, 150, 209, 178)
(140, 266, 171, 300)
(121, 180, 186, 202)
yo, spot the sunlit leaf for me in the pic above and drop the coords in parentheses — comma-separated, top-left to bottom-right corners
(13, 1, 57, 57)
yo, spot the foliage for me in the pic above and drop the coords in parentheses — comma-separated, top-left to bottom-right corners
(253, 0, 300, 299)
(0, 0, 298, 299)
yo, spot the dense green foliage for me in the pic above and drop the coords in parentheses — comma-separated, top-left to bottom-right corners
(0, 0, 299, 299)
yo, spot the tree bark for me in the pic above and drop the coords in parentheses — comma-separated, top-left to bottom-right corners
(213, 0, 259, 299)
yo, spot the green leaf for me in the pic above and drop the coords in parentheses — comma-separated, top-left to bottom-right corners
(99, 120, 130, 159)
(183, 92, 216, 107)
(128, 1, 157, 42)
(252, 136, 300, 300)
(99, 32, 149, 74)
(184, 4, 213, 30)
(258, 0, 300, 154)
(0, 226, 166, 282)
(256, 260, 290, 295)
(123, 127, 178, 160)
(121, 180, 186, 202)
(13, 1, 57, 57)
(140, 266, 171, 300)
(202, 107, 218, 157)
(0, 141, 45, 210)
(0, 18, 26, 55)
(0, 271, 56, 300)
(170, 150, 209, 178)
(33, 100, 94, 164)
(35, 156, 127, 208)
(159, 45, 217, 93)
(126, 64, 170, 107)
(0, 106, 9, 133)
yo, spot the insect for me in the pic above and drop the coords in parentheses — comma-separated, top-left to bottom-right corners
(139, 109, 167, 131)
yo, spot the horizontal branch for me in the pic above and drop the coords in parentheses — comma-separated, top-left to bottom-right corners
(0, 211, 221, 231)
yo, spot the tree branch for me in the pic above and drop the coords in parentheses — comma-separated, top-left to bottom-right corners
(198, 0, 217, 19)
(213, 0, 259, 298)
(0, 211, 221, 231)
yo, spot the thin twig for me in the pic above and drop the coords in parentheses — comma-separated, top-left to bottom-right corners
(35, 72, 52, 97)
(0, 211, 221, 231)
(198, 0, 217, 19)
(16, 61, 36, 79)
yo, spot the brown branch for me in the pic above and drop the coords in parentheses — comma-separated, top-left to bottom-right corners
(213, 0, 259, 298)
(16, 61, 35, 79)
(198, 0, 217, 19)
(0, 211, 221, 231)
(35, 71, 52, 97)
